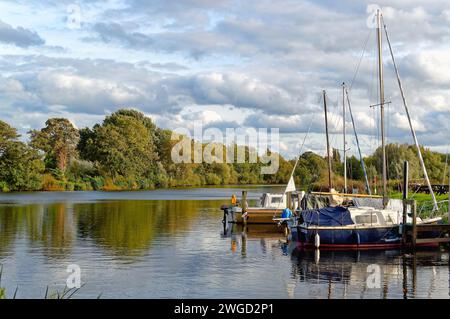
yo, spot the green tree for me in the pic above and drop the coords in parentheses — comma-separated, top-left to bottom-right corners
(295, 151, 328, 189)
(0, 120, 44, 191)
(29, 118, 80, 173)
(84, 109, 160, 182)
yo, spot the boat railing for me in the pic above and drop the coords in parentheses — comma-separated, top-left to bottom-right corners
(417, 199, 448, 220)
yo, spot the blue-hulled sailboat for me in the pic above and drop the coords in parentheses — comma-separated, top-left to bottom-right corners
(286, 10, 442, 250)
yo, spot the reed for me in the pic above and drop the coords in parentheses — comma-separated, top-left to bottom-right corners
(0, 264, 86, 299)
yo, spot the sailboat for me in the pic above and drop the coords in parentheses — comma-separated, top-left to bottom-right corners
(287, 10, 442, 250)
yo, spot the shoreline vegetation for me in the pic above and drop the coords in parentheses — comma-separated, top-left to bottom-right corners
(0, 108, 449, 194)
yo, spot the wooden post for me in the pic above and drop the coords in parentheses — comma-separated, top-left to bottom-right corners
(402, 161, 409, 245)
(242, 190, 247, 225)
(241, 190, 247, 212)
(286, 192, 292, 210)
(412, 199, 417, 249)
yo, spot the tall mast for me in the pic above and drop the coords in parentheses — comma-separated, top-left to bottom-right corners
(377, 9, 388, 208)
(342, 82, 347, 193)
(323, 90, 333, 191)
(383, 18, 439, 211)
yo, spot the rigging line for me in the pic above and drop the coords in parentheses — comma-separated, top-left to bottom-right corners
(441, 144, 449, 185)
(327, 95, 342, 155)
(349, 29, 373, 91)
(289, 109, 317, 180)
(346, 88, 372, 195)
(275, 105, 318, 213)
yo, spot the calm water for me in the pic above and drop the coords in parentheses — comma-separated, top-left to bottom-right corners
(0, 186, 449, 299)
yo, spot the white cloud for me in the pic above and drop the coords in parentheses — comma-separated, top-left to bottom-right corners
(0, 0, 449, 156)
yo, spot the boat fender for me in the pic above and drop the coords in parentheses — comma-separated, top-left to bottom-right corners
(314, 233, 320, 248)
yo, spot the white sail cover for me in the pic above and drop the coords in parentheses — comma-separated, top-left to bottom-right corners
(285, 176, 296, 193)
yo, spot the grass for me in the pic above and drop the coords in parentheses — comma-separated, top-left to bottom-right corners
(390, 191, 449, 219)
(0, 264, 86, 299)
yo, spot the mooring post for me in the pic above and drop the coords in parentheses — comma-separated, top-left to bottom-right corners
(286, 192, 292, 210)
(241, 190, 247, 225)
(412, 199, 417, 249)
(402, 161, 409, 246)
(241, 190, 247, 211)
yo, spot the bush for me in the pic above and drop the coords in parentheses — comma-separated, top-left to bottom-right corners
(42, 174, 65, 191)
(65, 182, 75, 191)
(205, 173, 221, 185)
(0, 181, 10, 192)
(102, 178, 122, 191)
(90, 176, 105, 190)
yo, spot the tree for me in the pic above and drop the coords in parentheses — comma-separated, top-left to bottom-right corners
(85, 109, 160, 181)
(29, 118, 79, 173)
(0, 120, 44, 191)
(295, 151, 328, 188)
(0, 120, 19, 154)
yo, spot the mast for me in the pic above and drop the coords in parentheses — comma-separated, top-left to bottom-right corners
(376, 9, 388, 208)
(342, 82, 347, 193)
(346, 88, 371, 195)
(382, 18, 439, 211)
(323, 90, 333, 191)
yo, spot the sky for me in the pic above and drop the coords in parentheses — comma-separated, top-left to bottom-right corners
(0, 0, 449, 159)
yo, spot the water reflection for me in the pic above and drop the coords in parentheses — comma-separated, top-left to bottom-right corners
(288, 248, 450, 299)
(0, 200, 220, 260)
(222, 223, 287, 257)
(75, 200, 206, 257)
(0, 189, 448, 298)
(0, 203, 75, 259)
(221, 221, 450, 298)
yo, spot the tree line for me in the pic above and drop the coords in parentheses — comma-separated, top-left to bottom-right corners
(0, 108, 448, 192)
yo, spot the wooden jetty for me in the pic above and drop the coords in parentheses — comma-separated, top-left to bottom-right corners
(401, 161, 450, 249)
(410, 183, 449, 196)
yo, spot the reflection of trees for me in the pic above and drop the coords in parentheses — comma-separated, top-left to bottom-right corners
(0, 199, 215, 261)
(75, 200, 210, 257)
(0, 203, 74, 259)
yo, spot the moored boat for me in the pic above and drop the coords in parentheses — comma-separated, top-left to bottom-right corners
(289, 204, 442, 250)
(221, 191, 303, 224)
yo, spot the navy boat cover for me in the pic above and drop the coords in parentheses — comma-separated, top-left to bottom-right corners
(301, 206, 354, 226)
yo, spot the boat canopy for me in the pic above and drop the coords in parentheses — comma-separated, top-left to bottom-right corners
(301, 206, 354, 227)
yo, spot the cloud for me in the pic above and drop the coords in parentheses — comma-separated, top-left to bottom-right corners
(0, 20, 44, 47)
(0, 0, 449, 157)
(175, 72, 307, 115)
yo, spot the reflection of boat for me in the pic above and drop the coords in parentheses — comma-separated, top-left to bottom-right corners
(289, 248, 448, 298)
(222, 221, 289, 256)
(225, 223, 287, 240)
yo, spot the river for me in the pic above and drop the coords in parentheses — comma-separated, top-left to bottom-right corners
(0, 186, 449, 299)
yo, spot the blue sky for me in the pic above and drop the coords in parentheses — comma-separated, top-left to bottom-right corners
(0, 0, 449, 158)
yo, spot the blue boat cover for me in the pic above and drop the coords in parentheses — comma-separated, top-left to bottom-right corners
(301, 206, 354, 226)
